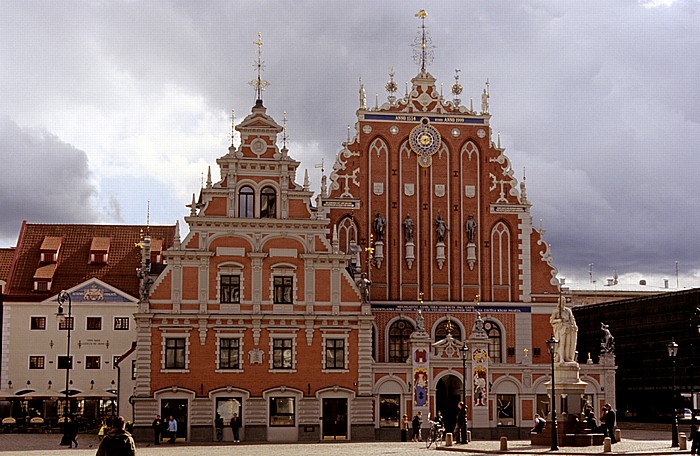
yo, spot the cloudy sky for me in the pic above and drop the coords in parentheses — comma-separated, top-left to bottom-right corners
(1, 0, 699, 288)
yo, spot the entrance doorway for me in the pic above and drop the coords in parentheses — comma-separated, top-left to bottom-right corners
(436, 375, 463, 434)
(322, 398, 348, 440)
(161, 399, 188, 441)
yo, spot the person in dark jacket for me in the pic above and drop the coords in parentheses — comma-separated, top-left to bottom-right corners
(603, 404, 616, 444)
(151, 414, 163, 445)
(230, 413, 242, 442)
(65, 414, 79, 448)
(96, 415, 136, 456)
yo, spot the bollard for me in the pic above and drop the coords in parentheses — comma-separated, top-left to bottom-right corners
(500, 436, 508, 451)
(615, 427, 621, 442)
(603, 437, 612, 453)
(680, 433, 687, 450)
(445, 432, 453, 447)
(467, 430, 472, 443)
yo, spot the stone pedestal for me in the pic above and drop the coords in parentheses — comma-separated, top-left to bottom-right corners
(374, 241, 384, 268)
(405, 241, 415, 269)
(547, 362, 587, 423)
(436, 242, 445, 269)
(466, 243, 476, 270)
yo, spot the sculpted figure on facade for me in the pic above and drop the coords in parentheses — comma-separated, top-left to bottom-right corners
(403, 215, 414, 242)
(550, 298, 578, 363)
(373, 212, 386, 242)
(356, 272, 371, 304)
(601, 322, 615, 354)
(435, 215, 446, 243)
(465, 214, 477, 244)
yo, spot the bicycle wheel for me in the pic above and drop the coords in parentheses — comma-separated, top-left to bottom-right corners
(426, 428, 435, 448)
(435, 430, 443, 448)
(216, 428, 223, 442)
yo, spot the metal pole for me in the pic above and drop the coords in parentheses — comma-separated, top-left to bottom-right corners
(461, 344, 468, 444)
(549, 337, 559, 451)
(672, 355, 679, 447)
(57, 290, 72, 445)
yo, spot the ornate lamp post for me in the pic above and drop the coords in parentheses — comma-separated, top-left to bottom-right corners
(546, 335, 559, 451)
(461, 343, 470, 442)
(57, 291, 73, 425)
(667, 339, 679, 447)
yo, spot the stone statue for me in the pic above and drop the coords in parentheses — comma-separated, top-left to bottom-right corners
(481, 88, 489, 113)
(403, 215, 414, 242)
(356, 272, 371, 304)
(549, 299, 578, 363)
(601, 322, 615, 354)
(373, 212, 386, 242)
(435, 215, 446, 243)
(416, 305, 425, 332)
(465, 214, 477, 244)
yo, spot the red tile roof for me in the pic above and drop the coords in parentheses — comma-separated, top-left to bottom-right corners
(90, 237, 111, 251)
(0, 248, 15, 282)
(33, 263, 56, 280)
(40, 236, 63, 251)
(5, 222, 176, 300)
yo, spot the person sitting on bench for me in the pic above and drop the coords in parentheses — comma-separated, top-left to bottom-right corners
(530, 414, 546, 435)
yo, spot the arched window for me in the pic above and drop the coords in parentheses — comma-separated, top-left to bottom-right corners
(484, 320, 502, 363)
(388, 320, 414, 363)
(260, 186, 277, 218)
(338, 216, 358, 254)
(238, 186, 254, 218)
(434, 319, 461, 342)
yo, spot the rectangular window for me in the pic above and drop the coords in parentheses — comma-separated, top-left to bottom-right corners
(57, 355, 73, 370)
(269, 397, 295, 426)
(536, 394, 550, 418)
(86, 317, 102, 330)
(497, 394, 516, 426)
(220, 275, 241, 303)
(29, 356, 45, 369)
(165, 338, 186, 369)
(219, 338, 240, 369)
(58, 316, 74, 331)
(379, 394, 400, 427)
(272, 338, 293, 369)
(30, 316, 46, 330)
(325, 339, 345, 369)
(273, 276, 293, 304)
(86, 356, 101, 369)
(114, 317, 129, 330)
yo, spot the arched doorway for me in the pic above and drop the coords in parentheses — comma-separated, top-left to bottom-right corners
(435, 374, 463, 434)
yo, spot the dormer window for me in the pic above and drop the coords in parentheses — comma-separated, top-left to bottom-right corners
(89, 237, 110, 264)
(39, 236, 62, 263)
(260, 186, 277, 218)
(33, 264, 56, 292)
(150, 239, 163, 264)
(238, 186, 254, 218)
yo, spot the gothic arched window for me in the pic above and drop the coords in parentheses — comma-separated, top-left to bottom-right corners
(238, 186, 254, 218)
(260, 186, 277, 218)
(484, 320, 502, 363)
(388, 320, 414, 363)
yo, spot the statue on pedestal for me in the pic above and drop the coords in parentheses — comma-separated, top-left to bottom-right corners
(373, 213, 386, 242)
(403, 215, 414, 242)
(435, 215, 446, 243)
(465, 214, 477, 244)
(549, 297, 578, 363)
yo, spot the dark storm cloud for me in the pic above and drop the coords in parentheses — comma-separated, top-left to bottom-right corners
(0, 117, 99, 245)
(0, 1, 698, 283)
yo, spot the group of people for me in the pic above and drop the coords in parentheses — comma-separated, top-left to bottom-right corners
(215, 412, 243, 442)
(151, 414, 179, 444)
(400, 401, 468, 444)
(584, 403, 617, 443)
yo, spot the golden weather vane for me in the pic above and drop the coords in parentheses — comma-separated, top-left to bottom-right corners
(249, 32, 270, 102)
(365, 233, 375, 270)
(413, 9, 433, 72)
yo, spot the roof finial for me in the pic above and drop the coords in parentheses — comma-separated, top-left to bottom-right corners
(282, 111, 288, 149)
(385, 67, 397, 103)
(413, 10, 433, 73)
(229, 109, 236, 148)
(359, 77, 367, 110)
(451, 69, 463, 106)
(206, 166, 212, 188)
(248, 32, 269, 104)
(146, 200, 150, 235)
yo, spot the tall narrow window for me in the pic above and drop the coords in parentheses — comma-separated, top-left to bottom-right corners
(484, 321, 502, 363)
(272, 338, 293, 369)
(388, 320, 414, 363)
(260, 186, 277, 218)
(165, 338, 186, 369)
(220, 275, 241, 303)
(273, 276, 293, 304)
(219, 338, 240, 369)
(238, 186, 254, 218)
(325, 339, 345, 369)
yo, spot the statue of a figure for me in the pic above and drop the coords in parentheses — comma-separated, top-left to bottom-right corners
(465, 214, 477, 244)
(549, 299, 578, 363)
(356, 272, 371, 304)
(403, 215, 414, 242)
(416, 306, 425, 332)
(138, 267, 154, 301)
(435, 215, 446, 243)
(600, 322, 615, 354)
(481, 88, 489, 113)
(373, 213, 386, 242)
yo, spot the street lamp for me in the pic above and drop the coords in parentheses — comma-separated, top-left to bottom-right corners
(667, 339, 679, 448)
(546, 335, 559, 451)
(57, 290, 72, 423)
(461, 343, 470, 443)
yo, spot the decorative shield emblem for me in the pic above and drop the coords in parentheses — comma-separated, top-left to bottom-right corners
(373, 182, 384, 196)
(404, 183, 415, 196)
(434, 184, 445, 197)
(465, 185, 476, 198)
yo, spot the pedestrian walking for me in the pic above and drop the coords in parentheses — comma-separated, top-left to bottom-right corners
(411, 411, 422, 442)
(230, 412, 242, 442)
(151, 414, 163, 445)
(456, 402, 468, 444)
(167, 415, 178, 443)
(96, 415, 136, 456)
(603, 403, 616, 444)
(400, 414, 409, 442)
(65, 414, 79, 448)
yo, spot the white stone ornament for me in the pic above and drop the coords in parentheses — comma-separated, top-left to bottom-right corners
(390, 125, 399, 135)
(477, 128, 486, 138)
(404, 183, 415, 197)
(465, 185, 476, 198)
(434, 184, 445, 197)
(363, 125, 372, 134)
(251, 138, 266, 156)
(373, 182, 384, 196)
(451, 128, 460, 137)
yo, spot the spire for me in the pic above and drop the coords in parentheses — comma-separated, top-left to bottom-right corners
(248, 32, 269, 105)
(413, 10, 434, 73)
(282, 111, 288, 149)
(188, 193, 197, 216)
(359, 77, 367, 110)
(206, 166, 212, 189)
(332, 224, 339, 254)
(497, 131, 501, 148)
(374, 93, 379, 110)
(303, 169, 310, 191)
(520, 166, 529, 204)
(174, 220, 181, 250)
(145, 200, 150, 236)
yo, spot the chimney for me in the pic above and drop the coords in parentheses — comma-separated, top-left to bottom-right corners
(607, 278, 614, 286)
(639, 279, 646, 286)
(664, 279, 669, 289)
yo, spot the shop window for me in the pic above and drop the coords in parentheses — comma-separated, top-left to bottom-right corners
(379, 394, 400, 427)
(497, 394, 515, 426)
(238, 186, 254, 218)
(260, 186, 277, 218)
(220, 275, 241, 303)
(165, 338, 186, 369)
(388, 320, 414, 363)
(536, 394, 550, 417)
(269, 397, 295, 426)
(219, 338, 241, 369)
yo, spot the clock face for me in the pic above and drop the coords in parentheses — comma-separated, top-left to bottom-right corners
(409, 117, 441, 167)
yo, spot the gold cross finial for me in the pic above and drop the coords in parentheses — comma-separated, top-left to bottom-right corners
(415, 9, 427, 19)
(419, 291, 424, 305)
(474, 294, 480, 305)
(249, 32, 270, 102)
(412, 10, 433, 72)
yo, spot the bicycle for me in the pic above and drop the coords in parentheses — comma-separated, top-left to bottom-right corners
(425, 418, 444, 449)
